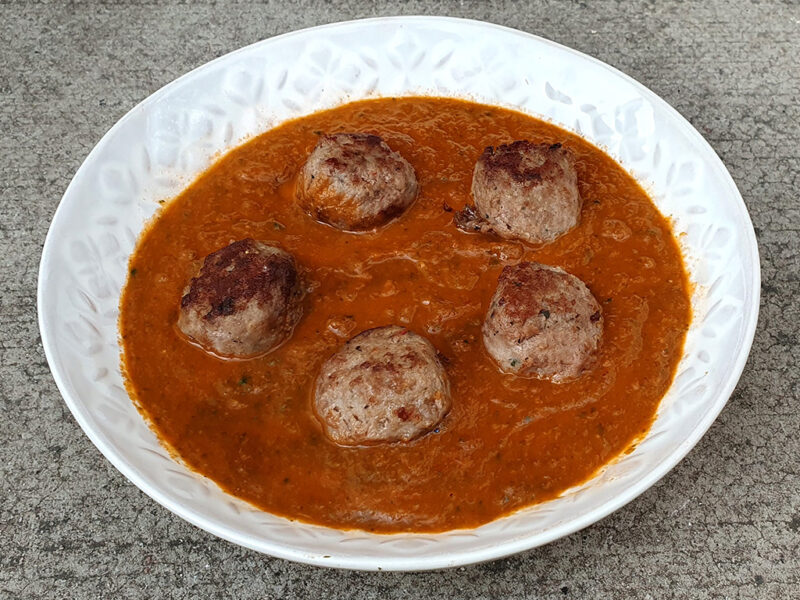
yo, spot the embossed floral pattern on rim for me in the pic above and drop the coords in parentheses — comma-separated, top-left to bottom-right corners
(37, 17, 760, 570)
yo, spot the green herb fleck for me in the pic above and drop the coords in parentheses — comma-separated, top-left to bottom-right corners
(510, 358, 520, 368)
(272, 221, 285, 231)
(239, 375, 249, 385)
(539, 309, 550, 319)
(130, 268, 137, 277)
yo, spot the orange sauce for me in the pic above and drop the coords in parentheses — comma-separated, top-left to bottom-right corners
(120, 97, 691, 533)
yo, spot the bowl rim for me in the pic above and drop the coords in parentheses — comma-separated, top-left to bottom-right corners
(37, 15, 761, 571)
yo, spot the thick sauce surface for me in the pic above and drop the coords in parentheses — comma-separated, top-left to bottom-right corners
(120, 97, 691, 533)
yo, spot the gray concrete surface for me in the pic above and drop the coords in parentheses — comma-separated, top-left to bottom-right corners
(1, 1, 798, 598)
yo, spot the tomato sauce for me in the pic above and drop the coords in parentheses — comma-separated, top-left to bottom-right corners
(120, 97, 691, 533)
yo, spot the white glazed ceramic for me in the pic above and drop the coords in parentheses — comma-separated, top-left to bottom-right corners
(37, 17, 759, 571)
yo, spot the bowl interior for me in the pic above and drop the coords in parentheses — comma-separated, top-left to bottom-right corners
(38, 17, 759, 571)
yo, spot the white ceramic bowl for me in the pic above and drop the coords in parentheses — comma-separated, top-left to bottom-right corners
(38, 17, 759, 570)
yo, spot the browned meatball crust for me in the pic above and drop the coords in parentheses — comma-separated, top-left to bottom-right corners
(483, 262, 602, 382)
(296, 133, 418, 231)
(456, 141, 580, 244)
(314, 326, 451, 446)
(178, 238, 304, 358)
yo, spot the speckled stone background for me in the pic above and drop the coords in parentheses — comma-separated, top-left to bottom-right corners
(1, 1, 798, 598)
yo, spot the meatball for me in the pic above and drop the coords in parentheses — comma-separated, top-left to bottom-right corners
(483, 262, 602, 382)
(456, 141, 580, 244)
(296, 133, 418, 231)
(177, 238, 304, 358)
(314, 326, 451, 446)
